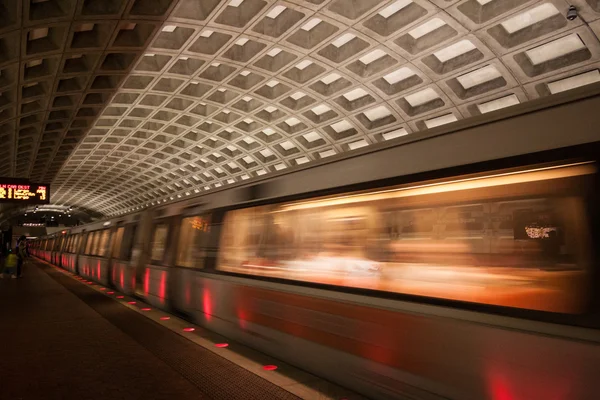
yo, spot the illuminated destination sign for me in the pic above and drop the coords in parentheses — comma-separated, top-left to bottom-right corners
(0, 181, 50, 204)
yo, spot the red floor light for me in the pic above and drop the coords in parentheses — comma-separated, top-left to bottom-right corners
(141, 308, 151, 311)
(160, 316, 170, 320)
(107, 291, 114, 295)
(215, 343, 229, 348)
(263, 365, 278, 371)
(99, 288, 106, 291)
(116, 296, 124, 299)
(128, 301, 136, 304)
(183, 327, 195, 332)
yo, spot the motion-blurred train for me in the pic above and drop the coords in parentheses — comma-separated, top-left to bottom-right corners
(33, 88, 600, 400)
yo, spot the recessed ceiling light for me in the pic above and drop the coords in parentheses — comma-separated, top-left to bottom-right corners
(257, 169, 267, 176)
(424, 113, 457, 129)
(266, 80, 279, 87)
(348, 139, 369, 150)
(290, 91, 306, 100)
(162, 25, 176, 32)
(321, 73, 341, 85)
(363, 106, 391, 121)
(408, 18, 446, 39)
(547, 69, 600, 94)
(303, 131, 321, 142)
(267, 48, 282, 57)
(404, 88, 439, 107)
(229, 0, 244, 7)
(501, 4, 559, 34)
(267, 5, 286, 19)
(331, 120, 353, 133)
(311, 104, 331, 115)
(434, 40, 477, 63)
(378, 0, 412, 19)
(320, 149, 336, 158)
(343, 88, 368, 102)
(382, 128, 408, 140)
(525, 34, 586, 65)
(280, 141, 295, 150)
(359, 49, 387, 65)
(286, 117, 301, 126)
(477, 94, 520, 114)
(260, 149, 273, 157)
(296, 60, 313, 70)
(456, 65, 502, 89)
(332, 33, 355, 48)
(200, 30, 214, 37)
(236, 38, 249, 46)
(296, 157, 310, 165)
(383, 67, 415, 85)
(301, 18, 322, 31)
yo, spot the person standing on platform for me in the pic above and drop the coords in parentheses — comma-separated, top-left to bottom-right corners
(17, 236, 27, 278)
(1, 248, 18, 279)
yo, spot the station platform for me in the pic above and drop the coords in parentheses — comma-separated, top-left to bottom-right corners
(0, 258, 362, 400)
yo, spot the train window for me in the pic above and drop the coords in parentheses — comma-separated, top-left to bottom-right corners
(150, 224, 169, 263)
(176, 215, 211, 268)
(84, 232, 93, 255)
(124, 224, 137, 261)
(71, 234, 80, 253)
(97, 229, 111, 257)
(112, 227, 125, 258)
(217, 162, 597, 314)
(92, 231, 102, 255)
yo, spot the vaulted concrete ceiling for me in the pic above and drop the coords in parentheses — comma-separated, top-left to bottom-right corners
(1, 0, 600, 218)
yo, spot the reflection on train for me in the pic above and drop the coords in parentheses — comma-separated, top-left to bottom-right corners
(219, 163, 594, 313)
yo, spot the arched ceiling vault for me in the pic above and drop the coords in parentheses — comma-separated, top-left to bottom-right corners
(2, 0, 600, 218)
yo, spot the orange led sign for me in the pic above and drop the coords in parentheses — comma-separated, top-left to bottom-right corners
(0, 181, 50, 204)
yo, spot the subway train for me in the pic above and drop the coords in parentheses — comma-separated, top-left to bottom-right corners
(32, 88, 600, 400)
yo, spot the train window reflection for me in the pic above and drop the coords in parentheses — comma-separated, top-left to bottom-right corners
(112, 227, 124, 258)
(72, 234, 80, 253)
(97, 229, 111, 257)
(150, 224, 169, 263)
(84, 233, 93, 255)
(176, 215, 211, 268)
(217, 163, 596, 313)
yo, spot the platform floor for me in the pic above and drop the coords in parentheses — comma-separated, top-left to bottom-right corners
(0, 259, 327, 400)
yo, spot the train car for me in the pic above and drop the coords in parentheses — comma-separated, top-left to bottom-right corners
(34, 87, 600, 399)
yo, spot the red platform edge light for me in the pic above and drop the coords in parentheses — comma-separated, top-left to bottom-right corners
(116, 296, 124, 299)
(160, 316, 170, 320)
(215, 343, 229, 348)
(141, 308, 151, 311)
(99, 288, 106, 291)
(263, 365, 278, 371)
(183, 327, 195, 332)
(128, 301, 136, 304)
(107, 291, 114, 295)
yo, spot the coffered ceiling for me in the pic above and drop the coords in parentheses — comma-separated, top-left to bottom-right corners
(1, 0, 600, 217)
